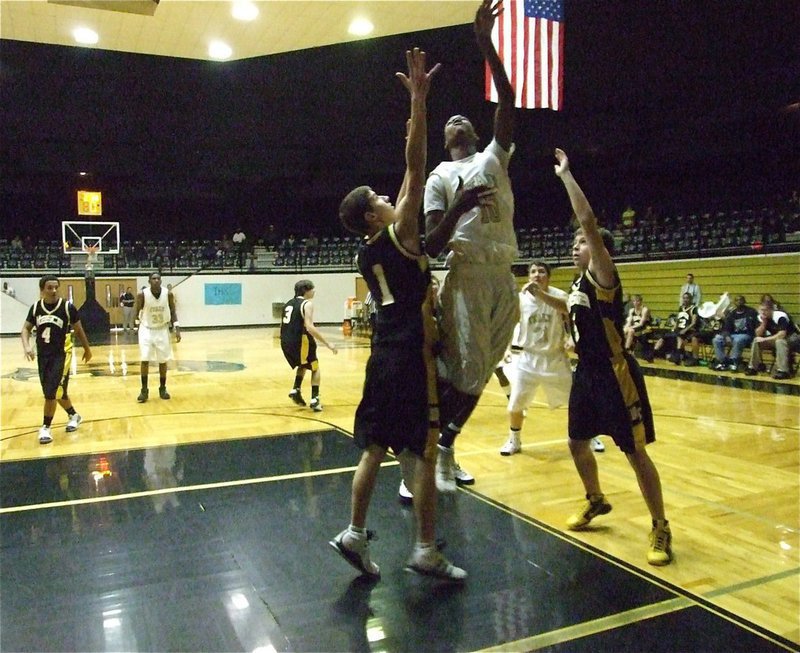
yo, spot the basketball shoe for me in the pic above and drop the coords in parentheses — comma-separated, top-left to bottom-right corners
(38, 425, 53, 444)
(405, 544, 467, 581)
(66, 413, 82, 432)
(329, 528, 380, 578)
(566, 494, 612, 530)
(500, 432, 521, 456)
(648, 521, 673, 566)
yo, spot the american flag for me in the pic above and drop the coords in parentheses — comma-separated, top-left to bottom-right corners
(485, 0, 564, 110)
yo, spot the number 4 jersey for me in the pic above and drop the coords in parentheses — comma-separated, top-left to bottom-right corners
(26, 298, 80, 357)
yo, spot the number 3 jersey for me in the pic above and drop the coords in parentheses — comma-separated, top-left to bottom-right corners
(26, 298, 80, 357)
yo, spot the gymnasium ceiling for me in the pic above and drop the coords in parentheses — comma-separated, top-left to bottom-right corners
(0, 0, 477, 60)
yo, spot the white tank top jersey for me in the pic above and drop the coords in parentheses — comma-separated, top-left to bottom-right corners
(141, 288, 171, 329)
(515, 286, 569, 373)
(424, 138, 518, 265)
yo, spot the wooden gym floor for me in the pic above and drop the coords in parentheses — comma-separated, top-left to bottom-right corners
(1, 327, 798, 652)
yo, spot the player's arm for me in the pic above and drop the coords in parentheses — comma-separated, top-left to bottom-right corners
(523, 282, 568, 315)
(303, 301, 337, 354)
(21, 319, 35, 360)
(133, 291, 144, 326)
(424, 184, 497, 258)
(393, 48, 440, 250)
(475, 0, 514, 151)
(553, 148, 614, 288)
(396, 119, 412, 206)
(168, 292, 181, 342)
(72, 320, 93, 363)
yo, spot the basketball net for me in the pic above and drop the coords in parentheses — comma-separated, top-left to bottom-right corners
(83, 244, 99, 273)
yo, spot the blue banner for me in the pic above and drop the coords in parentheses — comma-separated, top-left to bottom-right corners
(204, 283, 242, 305)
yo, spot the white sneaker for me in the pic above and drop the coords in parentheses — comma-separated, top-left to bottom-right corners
(38, 426, 53, 444)
(453, 461, 474, 485)
(329, 529, 380, 578)
(398, 479, 414, 506)
(309, 397, 322, 412)
(405, 545, 467, 582)
(66, 413, 82, 432)
(500, 432, 521, 456)
(435, 445, 457, 493)
(591, 437, 605, 452)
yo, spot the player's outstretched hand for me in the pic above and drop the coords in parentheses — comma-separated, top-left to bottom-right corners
(475, 0, 502, 43)
(82, 349, 92, 363)
(24, 348, 35, 361)
(329, 343, 338, 355)
(396, 47, 441, 99)
(554, 148, 570, 177)
(175, 331, 182, 343)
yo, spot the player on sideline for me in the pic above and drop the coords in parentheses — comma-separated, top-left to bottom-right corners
(280, 279, 337, 412)
(422, 0, 520, 492)
(135, 272, 180, 402)
(555, 148, 672, 565)
(333, 47, 467, 581)
(21, 274, 93, 444)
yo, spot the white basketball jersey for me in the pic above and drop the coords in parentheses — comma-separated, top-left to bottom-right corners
(141, 288, 170, 329)
(425, 138, 517, 265)
(515, 286, 569, 373)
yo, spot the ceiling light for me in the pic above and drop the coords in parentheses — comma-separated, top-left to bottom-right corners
(73, 27, 99, 45)
(348, 17, 374, 37)
(231, 1, 259, 21)
(208, 41, 232, 60)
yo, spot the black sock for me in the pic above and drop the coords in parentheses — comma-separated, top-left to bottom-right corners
(65, 407, 76, 416)
(160, 376, 166, 389)
(311, 385, 319, 399)
(43, 415, 53, 427)
(439, 423, 461, 448)
(141, 375, 148, 390)
(294, 374, 304, 390)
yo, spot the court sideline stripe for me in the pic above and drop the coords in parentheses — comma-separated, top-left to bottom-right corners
(465, 488, 800, 652)
(0, 460, 401, 514)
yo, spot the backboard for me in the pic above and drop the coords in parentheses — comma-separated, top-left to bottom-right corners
(62, 221, 120, 255)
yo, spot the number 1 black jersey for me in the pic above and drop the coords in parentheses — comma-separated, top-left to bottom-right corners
(356, 224, 431, 346)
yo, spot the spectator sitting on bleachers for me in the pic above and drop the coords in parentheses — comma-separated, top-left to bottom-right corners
(652, 292, 700, 366)
(745, 300, 800, 380)
(712, 295, 758, 372)
(760, 293, 782, 310)
(623, 294, 652, 354)
(2, 281, 15, 297)
(11, 235, 24, 251)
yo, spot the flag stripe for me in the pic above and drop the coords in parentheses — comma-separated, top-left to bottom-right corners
(486, 0, 564, 111)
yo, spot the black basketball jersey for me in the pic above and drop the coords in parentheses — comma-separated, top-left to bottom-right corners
(280, 296, 309, 344)
(357, 224, 431, 345)
(26, 298, 79, 357)
(675, 304, 697, 331)
(568, 268, 625, 361)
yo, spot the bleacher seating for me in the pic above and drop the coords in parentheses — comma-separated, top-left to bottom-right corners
(1, 202, 797, 276)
